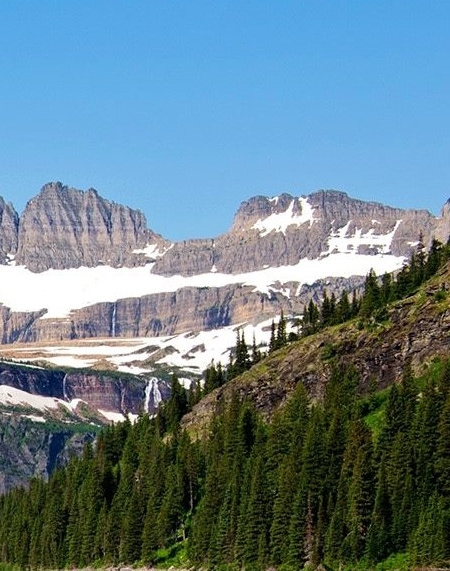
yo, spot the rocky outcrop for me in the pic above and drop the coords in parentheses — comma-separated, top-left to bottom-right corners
(182, 261, 450, 435)
(14, 182, 168, 272)
(0, 197, 19, 263)
(435, 199, 450, 244)
(0, 276, 365, 343)
(0, 362, 171, 490)
(0, 183, 448, 346)
(0, 306, 47, 343)
(152, 190, 442, 276)
(0, 415, 94, 493)
(0, 361, 168, 416)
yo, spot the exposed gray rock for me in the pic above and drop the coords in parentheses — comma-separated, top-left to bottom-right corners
(0, 183, 449, 346)
(0, 361, 168, 418)
(0, 197, 19, 263)
(15, 182, 168, 272)
(152, 190, 444, 276)
(0, 415, 94, 493)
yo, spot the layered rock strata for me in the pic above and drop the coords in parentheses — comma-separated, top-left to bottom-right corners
(0, 183, 448, 345)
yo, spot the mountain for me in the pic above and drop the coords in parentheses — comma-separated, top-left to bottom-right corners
(1, 249, 450, 569)
(0, 182, 449, 490)
(0, 183, 449, 367)
(183, 257, 450, 436)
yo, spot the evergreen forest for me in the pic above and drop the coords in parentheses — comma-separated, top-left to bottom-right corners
(0, 239, 450, 570)
(1, 359, 450, 570)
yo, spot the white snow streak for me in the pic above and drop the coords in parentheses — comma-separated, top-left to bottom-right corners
(0, 385, 81, 414)
(251, 198, 316, 236)
(98, 409, 139, 423)
(0, 247, 405, 319)
(0, 318, 277, 375)
(323, 220, 402, 256)
(132, 243, 173, 258)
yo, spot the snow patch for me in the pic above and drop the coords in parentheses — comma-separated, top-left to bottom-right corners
(0, 385, 83, 415)
(323, 220, 402, 256)
(0, 243, 404, 319)
(24, 414, 46, 423)
(251, 198, 316, 236)
(98, 409, 139, 424)
(132, 243, 173, 258)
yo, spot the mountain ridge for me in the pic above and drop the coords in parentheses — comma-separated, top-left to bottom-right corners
(182, 258, 450, 436)
(0, 181, 448, 377)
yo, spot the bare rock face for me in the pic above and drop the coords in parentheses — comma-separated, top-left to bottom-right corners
(4, 286, 286, 342)
(435, 200, 450, 244)
(0, 197, 19, 263)
(0, 361, 168, 417)
(15, 182, 167, 272)
(0, 362, 171, 492)
(152, 190, 441, 276)
(0, 415, 93, 494)
(0, 306, 47, 344)
(0, 276, 366, 343)
(0, 183, 449, 346)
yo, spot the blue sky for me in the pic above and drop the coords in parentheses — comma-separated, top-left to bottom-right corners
(0, 1, 449, 240)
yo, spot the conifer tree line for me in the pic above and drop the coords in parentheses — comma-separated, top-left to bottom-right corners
(1, 358, 450, 569)
(301, 236, 450, 336)
(0, 237, 449, 570)
(200, 312, 288, 399)
(203, 236, 450, 398)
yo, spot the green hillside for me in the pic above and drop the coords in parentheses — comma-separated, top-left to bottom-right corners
(1, 244, 450, 570)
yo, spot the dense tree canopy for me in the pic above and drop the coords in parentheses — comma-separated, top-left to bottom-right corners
(1, 239, 450, 570)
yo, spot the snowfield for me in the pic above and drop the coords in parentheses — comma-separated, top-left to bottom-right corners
(0, 251, 405, 319)
(0, 318, 277, 375)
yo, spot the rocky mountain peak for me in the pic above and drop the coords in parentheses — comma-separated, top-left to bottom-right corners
(0, 196, 19, 264)
(14, 182, 165, 272)
(231, 192, 312, 232)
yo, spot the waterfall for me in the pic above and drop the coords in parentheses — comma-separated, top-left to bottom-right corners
(120, 385, 126, 416)
(62, 374, 68, 401)
(111, 302, 117, 337)
(144, 378, 162, 414)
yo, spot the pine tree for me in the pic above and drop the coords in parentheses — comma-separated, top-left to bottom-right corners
(276, 310, 287, 348)
(251, 333, 262, 364)
(321, 290, 332, 327)
(359, 269, 381, 318)
(269, 320, 277, 352)
(365, 458, 392, 563)
(435, 395, 450, 497)
(242, 443, 270, 566)
(121, 482, 144, 562)
(341, 423, 375, 562)
(337, 289, 351, 323)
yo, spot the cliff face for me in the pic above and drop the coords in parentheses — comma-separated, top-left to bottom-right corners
(0, 197, 19, 263)
(0, 361, 170, 491)
(0, 416, 94, 494)
(151, 190, 441, 276)
(0, 182, 448, 349)
(14, 182, 168, 272)
(0, 362, 169, 418)
(182, 261, 450, 436)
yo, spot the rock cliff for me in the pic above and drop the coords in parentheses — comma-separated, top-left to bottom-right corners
(151, 190, 442, 276)
(0, 415, 94, 494)
(0, 197, 19, 264)
(14, 182, 168, 272)
(0, 361, 169, 418)
(182, 261, 450, 436)
(0, 361, 170, 491)
(0, 182, 448, 350)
